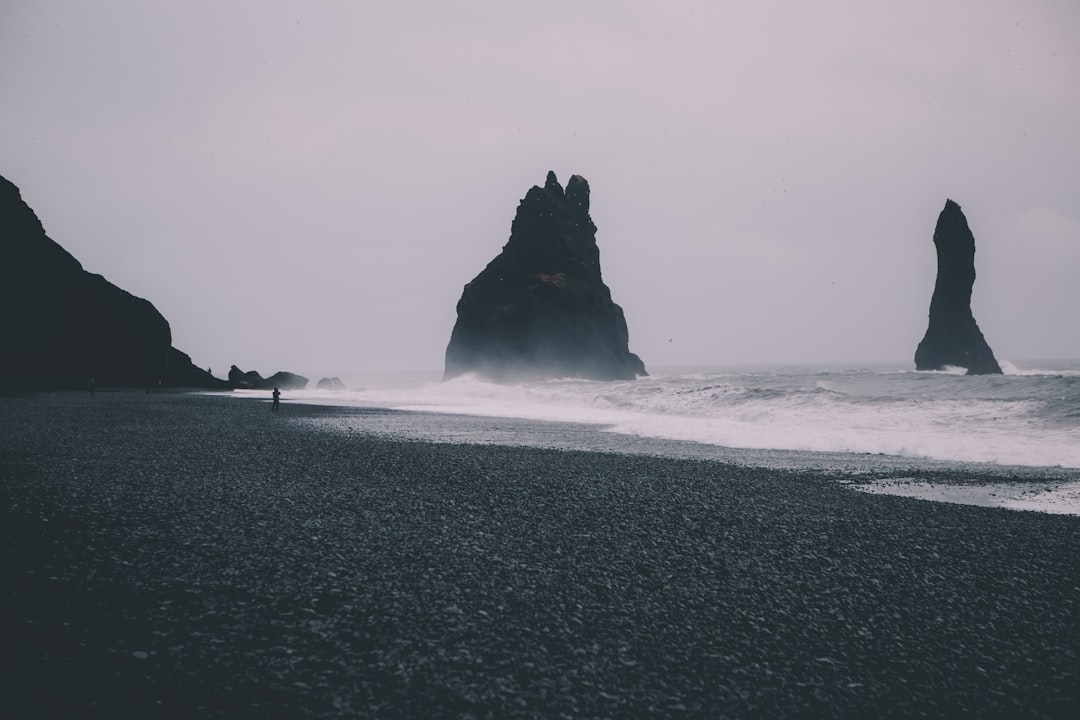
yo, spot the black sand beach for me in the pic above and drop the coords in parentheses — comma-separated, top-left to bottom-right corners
(2, 392, 1078, 719)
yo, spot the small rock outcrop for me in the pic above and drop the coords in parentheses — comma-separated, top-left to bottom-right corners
(228, 365, 308, 390)
(444, 171, 646, 382)
(266, 371, 309, 390)
(0, 173, 226, 390)
(915, 199, 1002, 375)
(227, 366, 263, 389)
(317, 377, 346, 391)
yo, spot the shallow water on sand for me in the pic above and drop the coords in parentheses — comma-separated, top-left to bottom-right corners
(848, 479, 1080, 515)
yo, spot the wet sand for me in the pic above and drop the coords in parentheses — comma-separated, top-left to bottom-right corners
(2, 391, 1078, 718)
(852, 477, 1080, 515)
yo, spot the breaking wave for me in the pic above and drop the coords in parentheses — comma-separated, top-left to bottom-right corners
(277, 361, 1080, 469)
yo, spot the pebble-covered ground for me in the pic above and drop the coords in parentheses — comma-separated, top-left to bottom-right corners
(1, 391, 1078, 719)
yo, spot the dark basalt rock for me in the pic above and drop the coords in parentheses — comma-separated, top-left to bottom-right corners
(444, 171, 646, 382)
(166, 347, 225, 389)
(265, 371, 308, 390)
(228, 365, 308, 390)
(227, 365, 264, 389)
(317, 377, 346, 391)
(0, 173, 226, 390)
(915, 199, 1002, 375)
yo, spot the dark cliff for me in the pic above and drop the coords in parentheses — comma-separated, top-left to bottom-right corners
(0, 173, 223, 390)
(914, 199, 1002, 375)
(444, 171, 646, 382)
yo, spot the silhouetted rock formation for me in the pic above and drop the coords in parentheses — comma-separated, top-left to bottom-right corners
(0, 173, 226, 390)
(227, 366, 263, 389)
(915, 199, 1002, 375)
(266, 371, 308, 390)
(228, 365, 308, 390)
(317, 377, 346, 391)
(166, 348, 223, 389)
(444, 171, 646, 382)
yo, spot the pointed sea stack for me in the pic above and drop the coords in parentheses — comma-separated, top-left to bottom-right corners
(914, 199, 1002, 375)
(444, 171, 646, 382)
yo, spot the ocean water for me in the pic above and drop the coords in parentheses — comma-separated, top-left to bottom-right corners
(273, 359, 1080, 473)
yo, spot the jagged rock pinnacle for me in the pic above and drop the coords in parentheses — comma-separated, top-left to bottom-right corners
(444, 171, 646, 382)
(914, 199, 1002, 375)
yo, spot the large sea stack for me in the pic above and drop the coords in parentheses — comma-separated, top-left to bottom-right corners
(0, 173, 223, 390)
(444, 171, 646, 382)
(914, 199, 1002, 375)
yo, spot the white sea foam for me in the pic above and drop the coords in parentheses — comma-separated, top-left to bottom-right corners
(275, 362, 1080, 470)
(1000, 359, 1080, 377)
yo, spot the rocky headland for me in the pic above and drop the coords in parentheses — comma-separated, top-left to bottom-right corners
(915, 199, 1002, 375)
(444, 171, 646, 382)
(0, 173, 226, 391)
(0, 173, 306, 391)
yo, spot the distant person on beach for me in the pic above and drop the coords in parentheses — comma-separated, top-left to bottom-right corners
(87, 378, 95, 397)
(272, 387, 281, 412)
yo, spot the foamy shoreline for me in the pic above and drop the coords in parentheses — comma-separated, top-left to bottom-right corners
(240, 387, 1080, 516)
(2, 391, 1078, 718)
(256, 360, 1080, 471)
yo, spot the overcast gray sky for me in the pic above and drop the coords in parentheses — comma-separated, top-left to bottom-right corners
(3, 1, 1078, 377)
